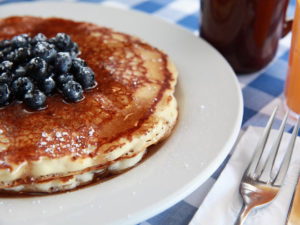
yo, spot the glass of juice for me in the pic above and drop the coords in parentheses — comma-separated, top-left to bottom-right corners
(284, 0, 300, 117)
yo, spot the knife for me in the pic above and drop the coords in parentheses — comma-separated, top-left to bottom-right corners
(285, 173, 300, 225)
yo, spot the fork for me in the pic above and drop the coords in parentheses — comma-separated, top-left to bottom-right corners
(234, 107, 300, 225)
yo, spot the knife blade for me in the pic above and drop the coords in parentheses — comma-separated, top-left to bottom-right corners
(285, 174, 300, 225)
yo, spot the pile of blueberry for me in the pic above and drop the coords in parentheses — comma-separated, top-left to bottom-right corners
(0, 33, 95, 110)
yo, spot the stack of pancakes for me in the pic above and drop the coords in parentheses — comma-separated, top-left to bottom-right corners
(0, 16, 178, 194)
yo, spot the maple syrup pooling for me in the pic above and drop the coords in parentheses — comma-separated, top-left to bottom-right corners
(0, 17, 173, 167)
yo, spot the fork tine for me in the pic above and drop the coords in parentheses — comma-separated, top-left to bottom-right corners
(273, 115, 300, 186)
(246, 107, 278, 178)
(258, 110, 289, 183)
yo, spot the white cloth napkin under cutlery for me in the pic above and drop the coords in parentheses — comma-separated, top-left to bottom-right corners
(190, 126, 300, 225)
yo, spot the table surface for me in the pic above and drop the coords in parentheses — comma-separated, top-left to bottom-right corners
(0, 0, 297, 224)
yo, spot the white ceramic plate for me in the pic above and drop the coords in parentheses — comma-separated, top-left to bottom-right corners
(0, 2, 243, 225)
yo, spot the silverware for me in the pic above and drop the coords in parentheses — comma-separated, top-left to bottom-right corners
(234, 107, 300, 225)
(285, 173, 300, 225)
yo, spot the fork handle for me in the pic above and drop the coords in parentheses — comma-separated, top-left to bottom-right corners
(234, 203, 253, 225)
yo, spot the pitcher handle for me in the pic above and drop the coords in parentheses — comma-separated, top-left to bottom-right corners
(281, 0, 293, 37)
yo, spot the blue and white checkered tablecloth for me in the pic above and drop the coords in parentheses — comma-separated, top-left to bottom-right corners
(0, 0, 297, 224)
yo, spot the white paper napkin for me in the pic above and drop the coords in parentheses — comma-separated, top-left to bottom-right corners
(189, 126, 300, 225)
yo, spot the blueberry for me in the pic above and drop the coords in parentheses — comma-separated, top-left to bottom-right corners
(5, 51, 15, 62)
(52, 33, 71, 51)
(55, 52, 72, 73)
(0, 61, 13, 73)
(75, 66, 95, 89)
(0, 40, 11, 50)
(69, 42, 79, 57)
(24, 88, 46, 110)
(13, 65, 27, 78)
(71, 58, 87, 73)
(48, 37, 56, 45)
(62, 80, 83, 102)
(33, 41, 56, 62)
(6, 47, 31, 64)
(56, 73, 74, 89)
(26, 57, 48, 81)
(11, 77, 34, 100)
(31, 33, 47, 45)
(0, 72, 12, 84)
(0, 83, 10, 105)
(1, 46, 13, 55)
(47, 64, 55, 74)
(0, 52, 4, 61)
(40, 75, 56, 95)
(15, 47, 32, 63)
(12, 34, 31, 48)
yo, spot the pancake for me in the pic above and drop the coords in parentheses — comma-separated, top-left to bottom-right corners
(0, 16, 178, 193)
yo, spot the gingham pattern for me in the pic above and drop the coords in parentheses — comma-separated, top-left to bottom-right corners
(0, 0, 297, 224)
